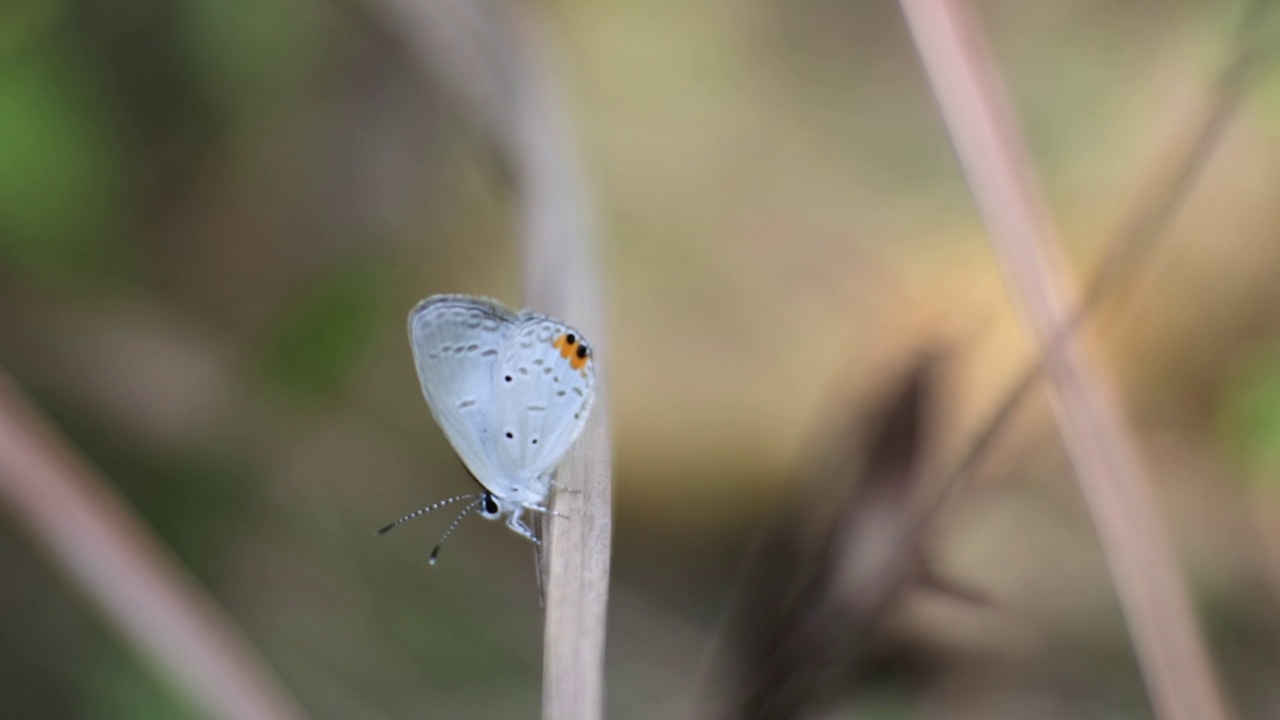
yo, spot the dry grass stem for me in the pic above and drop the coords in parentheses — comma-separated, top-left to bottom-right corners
(924, 27, 1261, 524)
(896, 2, 1233, 719)
(364, 1, 611, 718)
(0, 368, 309, 720)
(726, 359, 941, 720)
(506, 8, 612, 720)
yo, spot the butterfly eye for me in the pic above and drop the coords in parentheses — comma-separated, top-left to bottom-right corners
(480, 493, 501, 518)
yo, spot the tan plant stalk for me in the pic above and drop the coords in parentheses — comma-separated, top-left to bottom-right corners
(896, 2, 1233, 719)
(0, 368, 309, 720)
(506, 7, 612, 720)
(362, 1, 612, 717)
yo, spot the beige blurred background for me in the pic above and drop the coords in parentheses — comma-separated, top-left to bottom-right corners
(1, 0, 1279, 718)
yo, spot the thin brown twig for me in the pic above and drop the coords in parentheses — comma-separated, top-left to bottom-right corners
(0, 368, 309, 720)
(504, 12, 614, 720)
(728, 359, 939, 720)
(504, 7, 612, 720)
(691, 12, 1267, 719)
(360, 1, 612, 718)
(922, 26, 1267, 525)
(897, 2, 1233, 720)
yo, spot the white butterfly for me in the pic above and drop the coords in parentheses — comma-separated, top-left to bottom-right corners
(378, 295, 596, 562)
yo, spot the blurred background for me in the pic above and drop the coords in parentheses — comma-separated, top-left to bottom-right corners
(2, 0, 1280, 718)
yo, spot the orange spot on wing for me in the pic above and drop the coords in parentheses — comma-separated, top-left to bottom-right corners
(553, 334, 576, 359)
(555, 333, 589, 369)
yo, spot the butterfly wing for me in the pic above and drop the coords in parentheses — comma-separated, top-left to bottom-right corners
(493, 313, 596, 487)
(407, 295, 516, 488)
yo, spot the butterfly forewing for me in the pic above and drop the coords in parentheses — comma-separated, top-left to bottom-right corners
(408, 295, 516, 488)
(493, 314, 596, 481)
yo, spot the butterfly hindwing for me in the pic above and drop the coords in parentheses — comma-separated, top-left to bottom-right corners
(493, 314, 596, 483)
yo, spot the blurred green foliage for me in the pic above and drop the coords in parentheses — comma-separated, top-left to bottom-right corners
(89, 649, 202, 720)
(181, 0, 325, 112)
(1220, 344, 1280, 485)
(256, 258, 390, 403)
(0, 39, 130, 285)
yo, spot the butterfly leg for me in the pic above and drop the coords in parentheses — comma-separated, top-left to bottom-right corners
(505, 508, 540, 544)
(525, 503, 570, 520)
(549, 478, 581, 494)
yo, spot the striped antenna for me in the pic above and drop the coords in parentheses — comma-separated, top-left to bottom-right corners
(375, 493, 478, 537)
(429, 500, 483, 565)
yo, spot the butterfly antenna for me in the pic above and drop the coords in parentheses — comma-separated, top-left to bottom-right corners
(375, 493, 477, 537)
(429, 500, 482, 565)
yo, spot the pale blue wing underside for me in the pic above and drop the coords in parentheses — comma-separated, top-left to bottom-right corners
(407, 295, 516, 488)
(494, 315, 596, 482)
